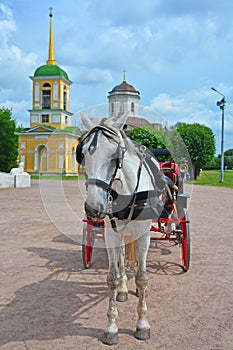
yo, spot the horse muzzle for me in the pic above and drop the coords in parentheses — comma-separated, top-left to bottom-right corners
(84, 202, 106, 221)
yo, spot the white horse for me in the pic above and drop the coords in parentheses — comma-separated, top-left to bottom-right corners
(78, 112, 165, 345)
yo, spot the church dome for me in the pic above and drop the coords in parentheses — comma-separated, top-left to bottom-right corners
(111, 81, 137, 92)
(34, 64, 69, 80)
(109, 71, 140, 94)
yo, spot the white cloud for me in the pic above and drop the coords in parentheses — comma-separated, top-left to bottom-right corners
(0, 0, 232, 152)
(148, 84, 233, 153)
(0, 3, 38, 124)
(0, 3, 16, 38)
(0, 4, 37, 83)
(81, 68, 113, 84)
(1, 98, 29, 126)
(149, 86, 229, 127)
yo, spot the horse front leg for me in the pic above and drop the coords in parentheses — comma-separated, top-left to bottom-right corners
(116, 245, 128, 302)
(135, 232, 151, 340)
(102, 246, 120, 345)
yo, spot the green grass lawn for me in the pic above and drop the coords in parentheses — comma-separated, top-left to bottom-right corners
(192, 170, 233, 189)
(31, 175, 85, 180)
(32, 171, 233, 189)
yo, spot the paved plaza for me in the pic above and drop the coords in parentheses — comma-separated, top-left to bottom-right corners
(0, 180, 233, 349)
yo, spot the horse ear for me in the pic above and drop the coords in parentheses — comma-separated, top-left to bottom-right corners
(106, 113, 128, 129)
(80, 112, 94, 130)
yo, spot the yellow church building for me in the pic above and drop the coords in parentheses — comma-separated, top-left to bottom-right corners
(17, 9, 80, 175)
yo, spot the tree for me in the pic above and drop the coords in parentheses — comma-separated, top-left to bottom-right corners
(224, 149, 233, 156)
(0, 107, 18, 172)
(128, 125, 170, 149)
(203, 149, 233, 170)
(203, 156, 220, 170)
(224, 149, 233, 169)
(171, 123, 216, 179)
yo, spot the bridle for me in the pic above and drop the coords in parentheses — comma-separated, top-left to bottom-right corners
(76, 122, 127, 196)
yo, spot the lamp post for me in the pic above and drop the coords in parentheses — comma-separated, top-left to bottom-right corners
(211, 87, 226, 182)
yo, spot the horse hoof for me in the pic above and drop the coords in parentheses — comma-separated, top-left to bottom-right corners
(116, 291, 128, 302)
(135, 328, 150, 340)
(101, 332, 119, 345)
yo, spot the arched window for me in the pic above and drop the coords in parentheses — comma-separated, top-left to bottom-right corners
(42, 83, 51, 109)
(120, 103, 124, 113)
(63, 92, 67, 110)
(131, 102, 134, 113)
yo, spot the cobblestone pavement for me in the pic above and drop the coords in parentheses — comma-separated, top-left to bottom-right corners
(0, 180, 233, 349)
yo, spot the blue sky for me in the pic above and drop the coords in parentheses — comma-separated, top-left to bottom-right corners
(0, 0, 233, 154)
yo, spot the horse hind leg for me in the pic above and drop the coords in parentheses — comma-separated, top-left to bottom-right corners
(134, 233, 151, 340)
(135, 273, 150, 340)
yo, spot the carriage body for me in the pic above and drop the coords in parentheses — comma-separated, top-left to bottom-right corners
(82, 148, 190, 272)
(150, 150, 190, 272)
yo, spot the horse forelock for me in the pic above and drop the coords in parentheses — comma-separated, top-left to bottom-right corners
(81, 124, 120, 145)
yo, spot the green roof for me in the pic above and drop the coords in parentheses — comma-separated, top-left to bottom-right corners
(63, 127, 80, 133)
(56, 126, 81, 135)
(34, 64, 69, 80)
(17, 125, 81, 135)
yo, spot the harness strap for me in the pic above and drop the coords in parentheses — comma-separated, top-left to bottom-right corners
(110, 189, 159, 202)
(124, 152, 143, 222)
(108, 151, 144, 232)
(143, 149, 166, 191)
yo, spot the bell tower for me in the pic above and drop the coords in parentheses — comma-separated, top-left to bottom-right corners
(108, 70, 140, 118)
(17, 8, 80, 176)
(29, 7, 73, 129)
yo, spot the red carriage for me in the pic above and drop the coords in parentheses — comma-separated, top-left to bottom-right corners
(82, 148, 190, 272)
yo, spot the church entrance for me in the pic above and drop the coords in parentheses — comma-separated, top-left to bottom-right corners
(35, 145, 48, 172)
(38, 145, 47, 171)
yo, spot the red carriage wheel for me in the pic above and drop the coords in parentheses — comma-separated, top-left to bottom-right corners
(82, 216, 95, 269)
(180, 208, 190, 272)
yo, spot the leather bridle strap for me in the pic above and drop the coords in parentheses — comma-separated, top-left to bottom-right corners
(86, 178, 113, 193)
(81, 125, 119, 146)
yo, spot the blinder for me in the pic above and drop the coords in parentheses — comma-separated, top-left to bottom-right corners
(76, 129, 99, 166)
(76, 141, 84, 165)
(76, 125, 126, 169)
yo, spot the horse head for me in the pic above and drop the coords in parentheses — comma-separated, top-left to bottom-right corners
(79, 113, 128, 221)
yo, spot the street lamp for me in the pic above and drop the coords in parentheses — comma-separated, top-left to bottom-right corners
(211, 87, 226, 182)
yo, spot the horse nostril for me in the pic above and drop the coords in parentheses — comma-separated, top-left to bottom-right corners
(85, 202, 105, 219)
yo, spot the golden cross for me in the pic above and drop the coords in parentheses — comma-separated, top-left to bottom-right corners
(49, 7, 53, 17)
(123, 69, 126, 82)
